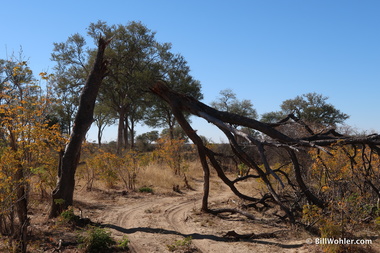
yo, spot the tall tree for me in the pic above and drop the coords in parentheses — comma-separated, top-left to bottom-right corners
(144, 53, 202, 139)
(87, 21, 165, 153)
(50, 33, 90, 134)
(50, 37, 110, 218)
(50, 21, 202, 152)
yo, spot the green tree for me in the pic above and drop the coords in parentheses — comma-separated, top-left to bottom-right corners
(93, 102, 115, 147)
(261, 92, 349, 127)
(50, 33, 90, 134)
(144, 54, 202, 139)
(51, 20, 202, 152)
(135, 130, 159, 151)
(88, 21, 167, 152)
(211, 89, 257, 121)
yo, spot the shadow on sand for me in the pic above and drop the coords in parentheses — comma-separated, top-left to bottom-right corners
(102, 223, 305, 249)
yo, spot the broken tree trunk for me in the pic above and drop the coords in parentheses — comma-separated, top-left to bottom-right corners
(149, 80, 380, 221)
(49, 37, 110, 218)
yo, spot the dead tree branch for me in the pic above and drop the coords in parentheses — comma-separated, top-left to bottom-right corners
(149, 80, 380, 223)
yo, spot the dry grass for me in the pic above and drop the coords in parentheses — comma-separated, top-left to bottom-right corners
(135, 160, 204, 193)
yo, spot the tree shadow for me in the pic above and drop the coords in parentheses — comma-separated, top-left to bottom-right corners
(102, 224, 305, 249)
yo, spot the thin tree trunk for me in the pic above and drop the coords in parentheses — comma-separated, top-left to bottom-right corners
(98, 131, 102, 147)
(15, 164, 28, 253)
(117, 108, 125, 154)
(97, 122, 107, 147)
(124, 115, 129, 149)
(50, 37, 110, 218)
(130, 118, 135, 149)
(9, 128, 28, 253)
(167, 99, 210, 211)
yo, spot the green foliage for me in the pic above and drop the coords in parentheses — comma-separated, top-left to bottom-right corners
(375, 217, 380, 230)
(238, 163, 249, 176)
(138, 186, 153, 193)
(60, 208, 76, 221)
(167, 236, 193, 252)
(117, 235, 130, 250)
(261, 92, 349, 127)
(136, 131, 159, 151)
(78, 226, 116, 253)
(54, 198, 65, 205)
(211, 89, 257, 119)
(59, 207, 79, 225)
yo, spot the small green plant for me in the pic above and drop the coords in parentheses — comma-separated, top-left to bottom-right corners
(54, 198, 65, 205)
(238, 163, 249, 176)
(117, 235, 130, 250)
(59, 207, 79, 225)
(375, 217, 380, 230)
(78, 226, 115, 253)
(167, 236, 192, 252)
(138, 186, 153, 193)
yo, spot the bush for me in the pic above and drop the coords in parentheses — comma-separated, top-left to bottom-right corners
(78, 226, 115, 253)
(138, 186, 153, 193)
(117, 235, 130, 250)
(59, 207, 79, 225)
(167, 236, 192, 252)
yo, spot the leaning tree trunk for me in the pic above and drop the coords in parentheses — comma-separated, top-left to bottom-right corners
(50, 37, 110, 218)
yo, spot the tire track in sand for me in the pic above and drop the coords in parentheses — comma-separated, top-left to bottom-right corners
(103, 194, 199, 252)
(108, 197, 168, 252)
(163, 192, 240, 253)
(99, 182, 232, 252)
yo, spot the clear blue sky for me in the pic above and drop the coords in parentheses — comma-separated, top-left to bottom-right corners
(1, 0, 379, 142)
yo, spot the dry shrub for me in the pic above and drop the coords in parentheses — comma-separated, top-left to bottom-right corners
(136, 160, 203, 193)
(136, 163, 180, 193)
(185, 160, 204, 179)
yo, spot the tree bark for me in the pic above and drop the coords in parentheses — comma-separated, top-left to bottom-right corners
(148, 81, 322, 220)
(97, 125, 102, 147)
(50, 37, 110, 218)
(14, 163, 28, 253)
(124, 114, 129, 149)
(9, 129, 28, 253)
(117, 108, 125, 154)
(167, 98, 211, 211)
(287, 149, 325, 208)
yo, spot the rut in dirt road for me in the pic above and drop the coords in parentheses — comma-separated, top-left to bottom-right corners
(91, 181, 310, 253)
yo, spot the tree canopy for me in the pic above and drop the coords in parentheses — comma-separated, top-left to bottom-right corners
(50, 20, 202, 151)
(211, 89, 257, 119)
(261, 92, 349, 128)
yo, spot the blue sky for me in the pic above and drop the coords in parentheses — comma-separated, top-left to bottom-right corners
(1, 0, 379, 142)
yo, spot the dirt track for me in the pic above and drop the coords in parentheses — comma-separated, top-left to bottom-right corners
(73, 177, 324, 253)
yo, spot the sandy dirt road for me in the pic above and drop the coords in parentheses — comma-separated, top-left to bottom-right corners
(74, 177, 321, 253)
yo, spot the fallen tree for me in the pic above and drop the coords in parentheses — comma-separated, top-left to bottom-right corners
(150, 80, 380, 227)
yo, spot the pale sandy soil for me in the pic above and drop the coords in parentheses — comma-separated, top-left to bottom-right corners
(72, 178, 329, 253)
(24, 173, 379, 253)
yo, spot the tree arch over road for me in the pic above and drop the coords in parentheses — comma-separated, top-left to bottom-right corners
(150, 80, 380, 224)
(50, 39, 380, 242)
